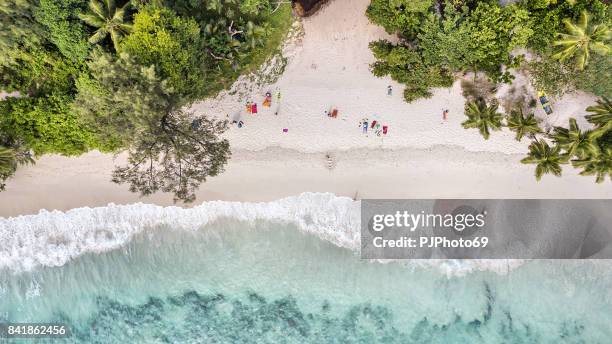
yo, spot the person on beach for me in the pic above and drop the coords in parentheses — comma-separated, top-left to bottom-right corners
(363, 121, 368, 134)
(263, 92, 272, 108)
(443, 109, 449, 121)
(387, 85, 392, 96)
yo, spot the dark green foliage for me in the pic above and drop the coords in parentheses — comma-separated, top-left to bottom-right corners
(76, 51, 231, 202)
(366, 0, 534, 101)
(519, 0, 608, 53)
(0, 0, 292, 197)
(367, 0, 609, 102)
(420, 2, 532, 78)
(168, 0, 293, 96)
(0, 0, 44, 66)
(78, 0, 133, 52)
(73, 51, 176, 148)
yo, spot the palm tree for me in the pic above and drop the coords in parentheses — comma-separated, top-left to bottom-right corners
(521, 140, 569, 181)
(505, 109, 542, 141)
(549, 118, 599, 159)
(462, 100, 504, 140)
(586, 97, 612, 134)
(572, 148, 612, 183)
(552, 11, 611, 70)
(79, 0, 132, 51)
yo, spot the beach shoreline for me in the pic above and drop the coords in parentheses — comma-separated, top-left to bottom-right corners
(1, 145, 610, 218)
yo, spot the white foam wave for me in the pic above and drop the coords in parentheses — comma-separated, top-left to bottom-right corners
(0, 193, 521, 274)
(0, 193, 359, 272)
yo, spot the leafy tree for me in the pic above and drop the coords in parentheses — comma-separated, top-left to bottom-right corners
(112, 111, 230, 203)
(506, 109, 542, 141)
(78, 0, 132, 51)
(418, 2, 532, 80)
(369, 40, 453, 102)
(75, 51, 231, 202)
(0, 95, 101, 155)
(73, 50, 176, 148)
(521, 139, 569, 180)
(34, 0, 90, 62)
(366, 0, 433, 39)
(549, 118, 599, 158)
(572, 147, 611, 183)
(552, 10, 611, 70)
(121, 4, 208, 101)
(461, 100, 504, 139)
(0, 0, 44, 66)
(586, 97, 612, 133)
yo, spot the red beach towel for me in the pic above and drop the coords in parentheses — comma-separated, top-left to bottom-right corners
(371, 120, 377, 129)
(383, 126, 388, 135)
(252, 104, 258, 114)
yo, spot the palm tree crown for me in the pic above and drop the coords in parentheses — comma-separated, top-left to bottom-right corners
(462, 100, 504, 140)
(586, 97, 612, 134)
(521, 140, 569, 181)
(549, 118, 599, 159)
(552, 11, 611, 70)
(572, 147, 612, 183)
(79, 0, 132, 51)
(505, 109, 541, 141)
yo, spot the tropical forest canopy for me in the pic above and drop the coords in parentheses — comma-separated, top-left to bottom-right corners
(366, 0, 611, 183)
(0, 0, 292, 200)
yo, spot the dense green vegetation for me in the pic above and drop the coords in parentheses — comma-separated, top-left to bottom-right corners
(367, 0, 611, 183)
(0, 0, 292, 200)
(366, 0, 610, 101)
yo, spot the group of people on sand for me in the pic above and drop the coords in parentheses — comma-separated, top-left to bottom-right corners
(359, 118, 388, 137)
(231, 90, 282, 129)
(231, 85, 449, 134)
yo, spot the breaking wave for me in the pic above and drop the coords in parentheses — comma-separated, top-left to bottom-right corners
(0, 193, 519, 274)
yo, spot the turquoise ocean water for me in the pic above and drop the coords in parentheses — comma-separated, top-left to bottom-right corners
(1, 197, 611, 343)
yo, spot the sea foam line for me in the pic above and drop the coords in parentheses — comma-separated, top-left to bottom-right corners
(0, 193, 360, 272)
(0, 193, 522, 275)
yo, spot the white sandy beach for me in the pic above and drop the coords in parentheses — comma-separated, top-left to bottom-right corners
(0, 0, 609, 217)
